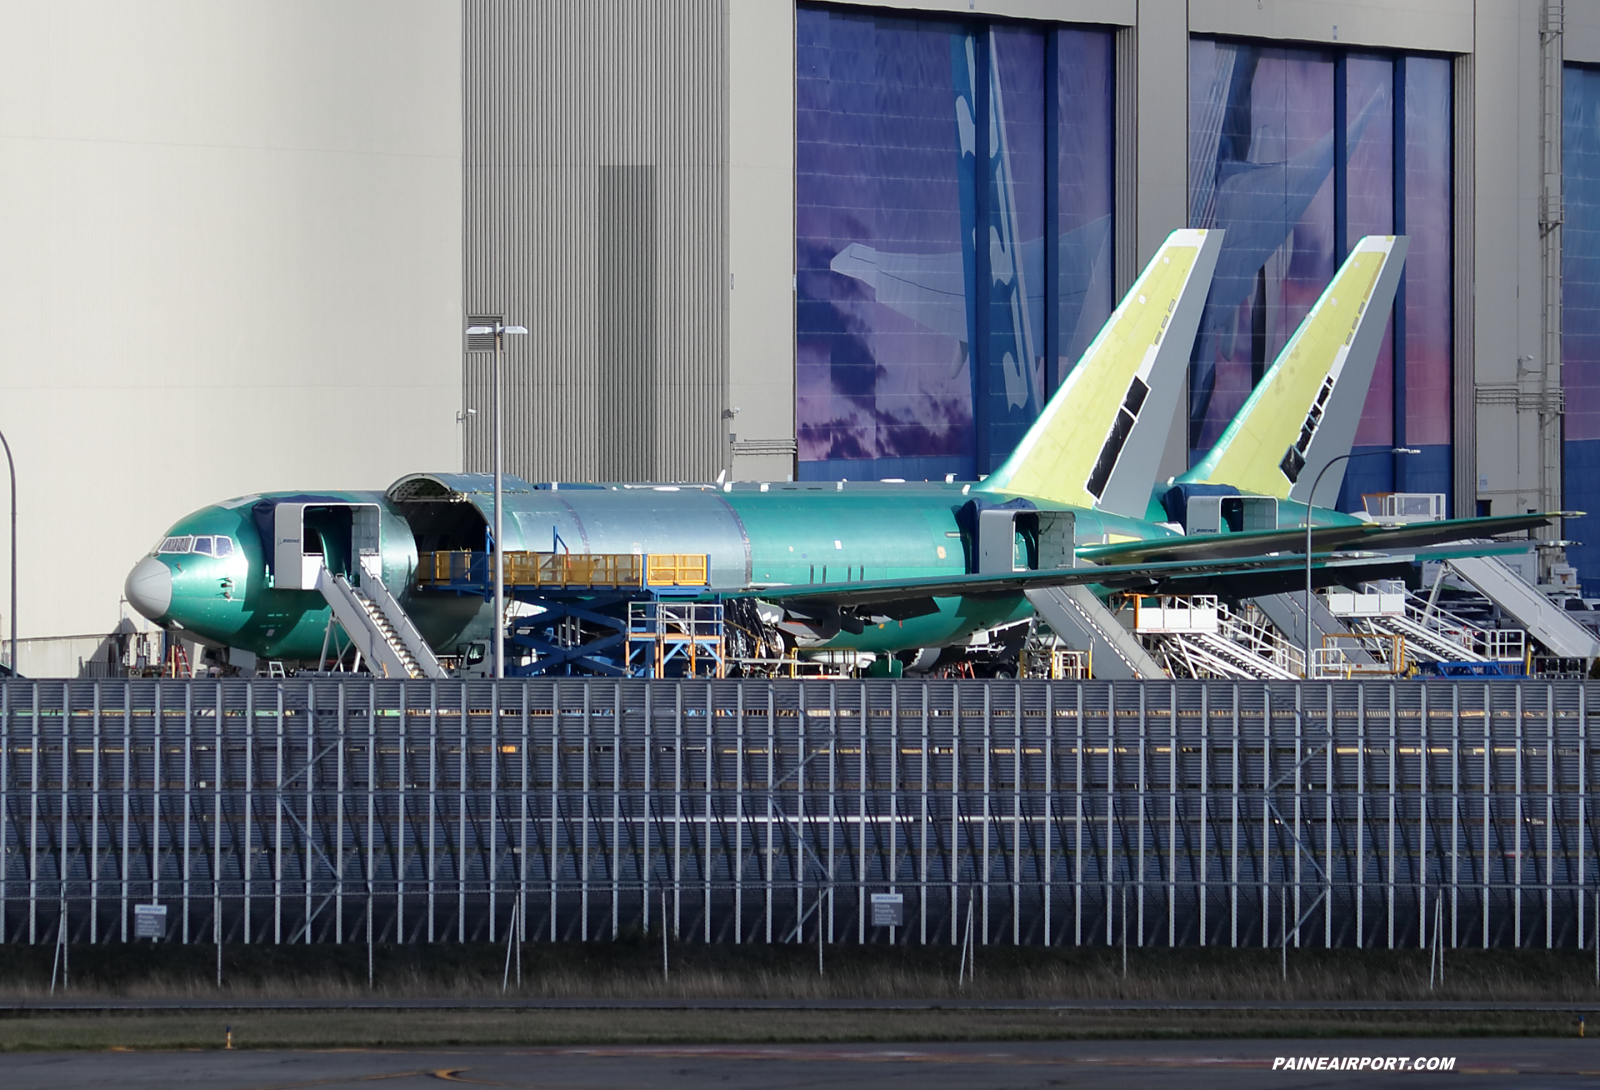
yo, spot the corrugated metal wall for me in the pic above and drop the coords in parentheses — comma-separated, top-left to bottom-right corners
(463, 0, 729, 484)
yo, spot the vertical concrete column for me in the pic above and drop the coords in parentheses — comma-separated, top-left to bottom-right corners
(728, 0, 797, 481)
(1473, 0, 1548, 521)
(1133, 0, 1194, 479)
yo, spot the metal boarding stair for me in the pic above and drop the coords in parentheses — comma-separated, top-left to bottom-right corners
(316, 567, 447, 680)
(1446, 555, 1600, 660)
(1362, 610, 1488, 664)
(1167, 632, 1300, 680)
(1253, 592, 1375, 665)
(1025, 585, 1163, 679)
(1214, 604, 1304, 678)
(1144, 599, 1304, 680)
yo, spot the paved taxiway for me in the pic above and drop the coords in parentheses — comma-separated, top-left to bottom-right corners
(1, 1039, 1597, 1089)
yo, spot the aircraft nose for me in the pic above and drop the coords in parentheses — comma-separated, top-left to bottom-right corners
(125, 557, 173, 622)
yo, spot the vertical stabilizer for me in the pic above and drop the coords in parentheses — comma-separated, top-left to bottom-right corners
(977, 228, 1222, 514)
(1182, 235, 1408, 505)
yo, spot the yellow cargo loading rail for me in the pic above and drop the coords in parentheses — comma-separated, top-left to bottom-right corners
(415, 550, 708, 590)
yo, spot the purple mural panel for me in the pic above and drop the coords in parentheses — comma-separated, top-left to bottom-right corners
(1192, 41, 1453, 510)
(1188, 41, 1336, 456)
(795, 8, 974, 474)
(1346, 54, 1396, 449)
(795, 7, 1114, 480)
(1403, 56, 1453, 449)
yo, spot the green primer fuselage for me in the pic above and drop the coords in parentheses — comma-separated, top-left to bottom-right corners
(138, 480, 1169, 662)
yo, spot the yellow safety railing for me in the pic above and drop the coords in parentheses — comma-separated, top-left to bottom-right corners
(506, 552, 644, 588)
(415, 551, 474, 587)
(416, 551, 707, 590)
(646, 553, 708, 587)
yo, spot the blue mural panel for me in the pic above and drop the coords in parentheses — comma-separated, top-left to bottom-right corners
(1563, 65, 1600, 593)
(975, 26, 1048, 466)
(1056, 29, 1116, 376)
(796, 6, 1113, 481)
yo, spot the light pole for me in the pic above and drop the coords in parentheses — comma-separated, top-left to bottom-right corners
(1302, 447, 1419, 677)
(0, 428, 12, 677)
(465, 321, 528, 680)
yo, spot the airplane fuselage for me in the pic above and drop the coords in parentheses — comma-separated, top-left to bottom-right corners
(126, 479, 1174, 664)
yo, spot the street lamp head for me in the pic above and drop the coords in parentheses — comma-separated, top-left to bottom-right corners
(1392, 447, 1422, 455)
(465, 324, 528, 337)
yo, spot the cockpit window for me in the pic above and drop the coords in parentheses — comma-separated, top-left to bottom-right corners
(155, 534, 235, 557)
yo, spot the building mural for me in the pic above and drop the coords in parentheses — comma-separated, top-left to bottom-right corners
(1564, 65, 1600, 595)
(1187, 42, 1452, 510)
(796, 6, 1113, 480)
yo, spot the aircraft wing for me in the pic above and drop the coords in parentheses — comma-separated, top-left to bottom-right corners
(1075, 512, 1563, 566)
(732, 550, 1439, 617)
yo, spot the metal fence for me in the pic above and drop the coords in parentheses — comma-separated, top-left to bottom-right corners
(1, 678, 1597, 951)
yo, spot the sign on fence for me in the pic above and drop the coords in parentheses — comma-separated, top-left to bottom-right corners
(870, 893, 903, 927)
(134, 903, 167, 940)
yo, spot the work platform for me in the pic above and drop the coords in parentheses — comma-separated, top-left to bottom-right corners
(415, 551, 721, 677)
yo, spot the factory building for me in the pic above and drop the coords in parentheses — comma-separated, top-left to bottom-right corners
(1, 1, 1598, 670)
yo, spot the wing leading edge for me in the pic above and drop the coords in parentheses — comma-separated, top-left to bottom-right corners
(1075, 512, 1564, 566)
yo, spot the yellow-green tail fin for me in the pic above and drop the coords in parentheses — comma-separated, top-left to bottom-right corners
(1181, 235, 1408, 505)
(977, 228, 1222, 515)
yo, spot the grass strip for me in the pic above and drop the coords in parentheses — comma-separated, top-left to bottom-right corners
(3, 942, 1600, 1004)
(0, 1007, 1589, 1051)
